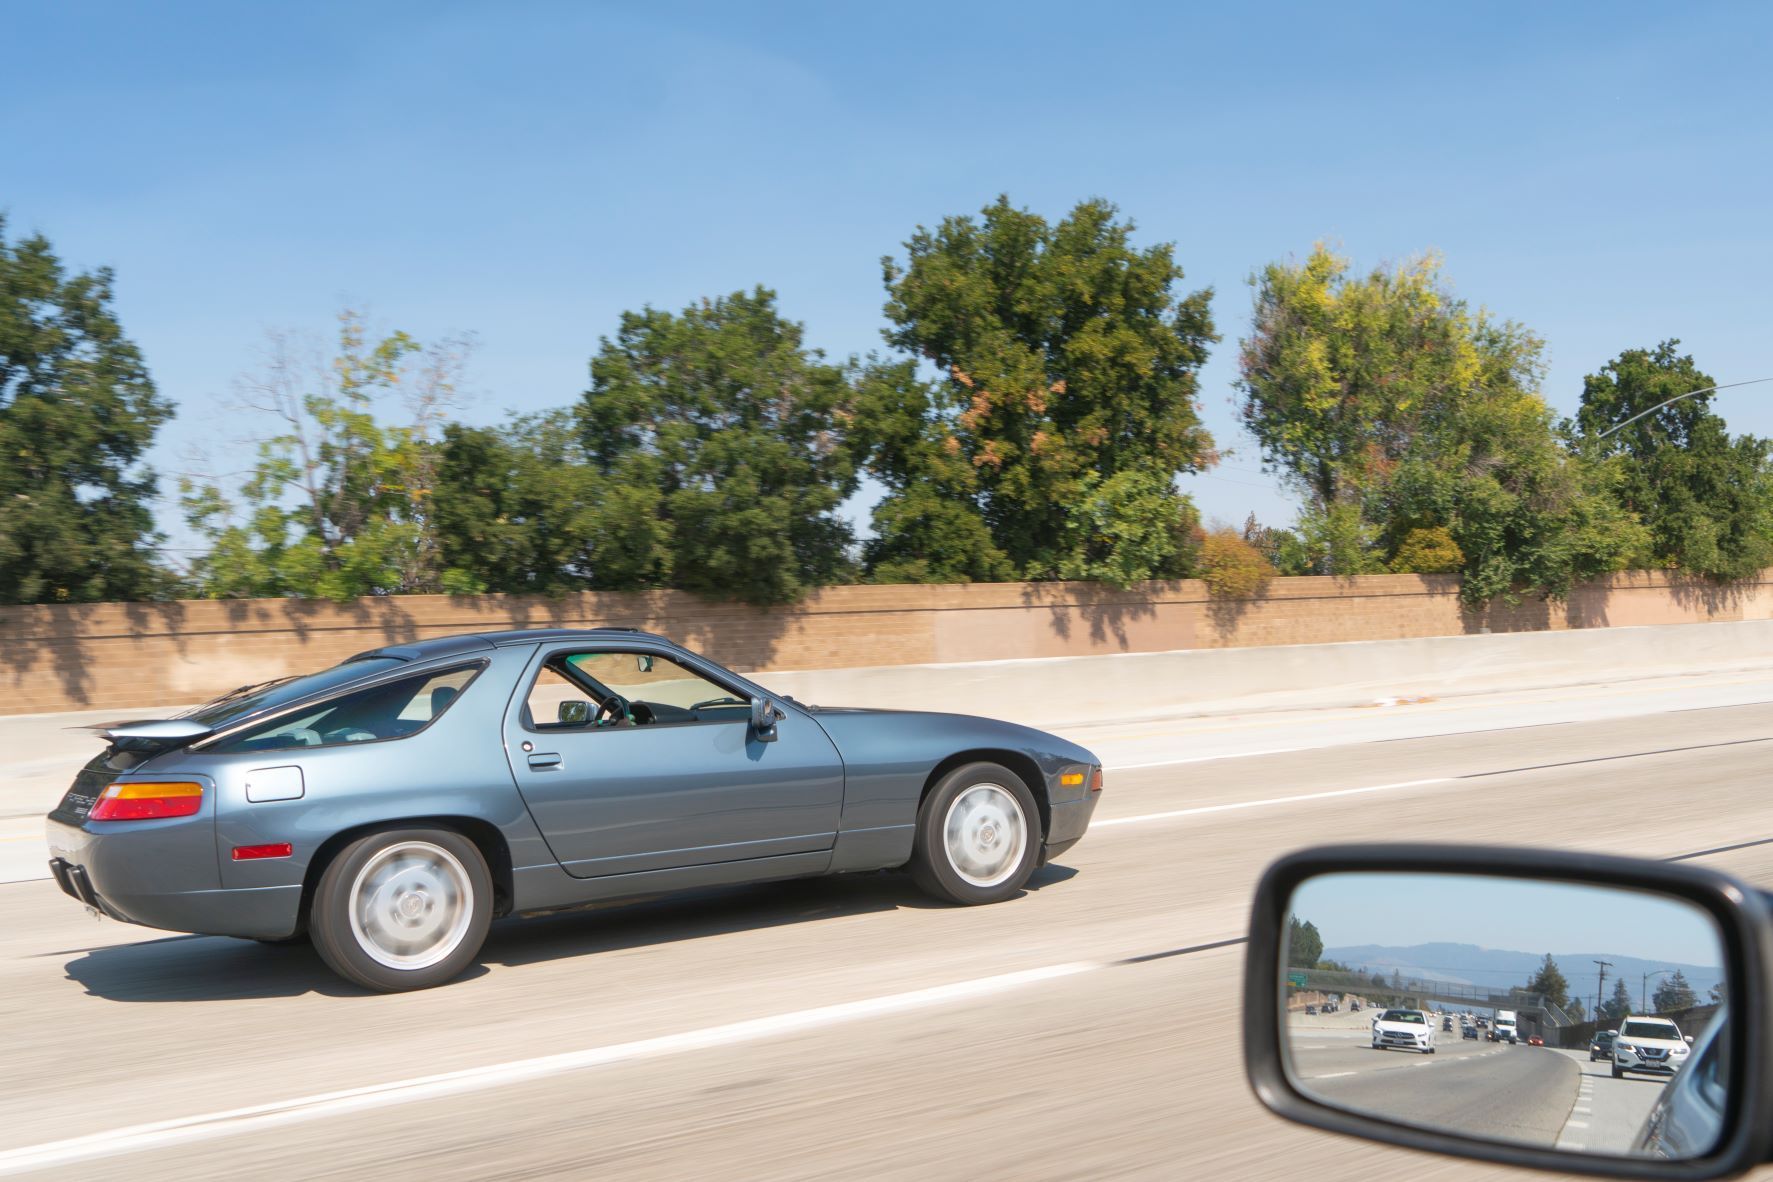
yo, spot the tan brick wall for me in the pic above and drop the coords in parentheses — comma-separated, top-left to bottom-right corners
(3, 570, 1770, 716)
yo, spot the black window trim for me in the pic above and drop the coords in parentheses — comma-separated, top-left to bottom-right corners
(518, 643, 757, 737)
(196, 658, 490, 754)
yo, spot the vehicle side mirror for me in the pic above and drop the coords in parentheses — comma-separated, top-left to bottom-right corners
(1243, 844, 1773, 1177)
(749, 697, 779, 742)
(636, 655, 653, 674)
(557, 700, 590, 726)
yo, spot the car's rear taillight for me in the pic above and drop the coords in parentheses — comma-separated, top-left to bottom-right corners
(89, 781, 204, 821)
(1089, 767, 1103, 792)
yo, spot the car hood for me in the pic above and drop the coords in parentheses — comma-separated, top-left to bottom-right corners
(1620, 1036, 1687, 1050)
(804, 706, 1100, 765)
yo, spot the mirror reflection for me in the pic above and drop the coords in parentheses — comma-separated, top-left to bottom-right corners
(1282, 873, 1728, 1160)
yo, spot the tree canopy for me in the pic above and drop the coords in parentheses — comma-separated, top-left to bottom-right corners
(858, 196, 1216, 586)
(1288, 916, 1324, 969)
(575, 287, 860, 604)
(1652, 969, 1698, 1014)
(1524, 953, 1571, 1010)
(0, 218, 172, 603)
(1574, 341, 1773, 581)
(1237, 246, 1645, 606)
(181, 313, 470, 599)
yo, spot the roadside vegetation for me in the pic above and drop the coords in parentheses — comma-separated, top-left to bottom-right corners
(1, 203, 1766, 607)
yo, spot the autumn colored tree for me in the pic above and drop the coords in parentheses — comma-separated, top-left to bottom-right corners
(860, 197, 1217, 585)
(1238, 245, 1644, 604)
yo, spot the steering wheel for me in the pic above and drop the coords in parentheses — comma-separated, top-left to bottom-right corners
(690, 696, 748, 711)
(594, 694, 631, 725)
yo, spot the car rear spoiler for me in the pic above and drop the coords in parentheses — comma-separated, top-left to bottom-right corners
(76, 719, 214, 751)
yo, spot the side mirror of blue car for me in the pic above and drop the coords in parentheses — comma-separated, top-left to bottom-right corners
(749, 696, 779, 741)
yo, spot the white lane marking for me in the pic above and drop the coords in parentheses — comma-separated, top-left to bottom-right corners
(0, 961, 1097, 1176)
(1094, 778, 1453, 828)
(1565, 1120, 1590, 1129)
(1110, 747, 1308, 770)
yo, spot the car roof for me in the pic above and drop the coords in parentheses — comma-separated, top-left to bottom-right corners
(347, 627, 669, 663)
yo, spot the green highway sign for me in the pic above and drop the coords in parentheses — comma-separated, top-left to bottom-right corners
(1287, 972, 1309, 988)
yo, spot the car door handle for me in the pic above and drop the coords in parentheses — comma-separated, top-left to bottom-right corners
(527, 752, 562, 769)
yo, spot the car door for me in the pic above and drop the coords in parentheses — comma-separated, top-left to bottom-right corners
(502, 641, 845, 878)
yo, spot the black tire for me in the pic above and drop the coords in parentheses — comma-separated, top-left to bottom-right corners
(1612, 1064, 1625, 1079)
(909, 762, 1041, 905)
(310, 827, 492, 992)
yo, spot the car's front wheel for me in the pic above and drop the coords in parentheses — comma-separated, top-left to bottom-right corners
(310, 828, 492, 992)
(909, 763, 1040, 905)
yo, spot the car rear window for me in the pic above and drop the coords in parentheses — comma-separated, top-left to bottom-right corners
(180, 657, 407, 729)
(209, 664, 481, 752)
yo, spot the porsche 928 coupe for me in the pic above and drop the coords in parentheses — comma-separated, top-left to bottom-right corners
(45, 629, 1102, 991)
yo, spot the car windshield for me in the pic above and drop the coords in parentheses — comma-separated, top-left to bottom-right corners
(1380, 1010, 1423, 1024)
(1620, 1020, 1681, 1041)
(177, 657, 406, 728)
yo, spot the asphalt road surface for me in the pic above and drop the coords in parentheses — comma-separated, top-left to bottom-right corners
(4, 687, 1773, 1180)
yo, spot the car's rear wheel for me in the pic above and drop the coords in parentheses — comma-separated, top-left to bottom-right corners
(909, 762, 1039, 905)
(310, 828, 492, 992)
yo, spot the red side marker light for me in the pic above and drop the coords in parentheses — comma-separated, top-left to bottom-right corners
(90, 781, 204, 821)
(232, 843, 294, 861)
(1089, 768, 1104, 792)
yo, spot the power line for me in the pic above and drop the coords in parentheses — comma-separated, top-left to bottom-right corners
(1594, 376, 1773, 439)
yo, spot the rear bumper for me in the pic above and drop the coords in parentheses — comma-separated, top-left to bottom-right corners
(46, 818, 302, 939)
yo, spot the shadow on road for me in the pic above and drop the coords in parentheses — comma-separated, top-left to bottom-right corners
(58, 863, 1080, 1003)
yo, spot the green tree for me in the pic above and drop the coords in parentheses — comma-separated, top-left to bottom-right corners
(1524, 953, 1571, 1010)
(576, 288, 858, 605)
(0, 218, 173, 603)
(1288, 917, 1324, 970)
(1574, 341, 1773, 581)
(1600, 976, 1634, 1022)
(181, 312, 471, 599)
(862, 196, 1217, 585)
(1652, 970, 1698, 1014)
(431, 411, 652, 594)
(1238, 246, 1644, 605)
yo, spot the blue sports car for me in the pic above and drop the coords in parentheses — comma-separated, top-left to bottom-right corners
(45, 629, 1102, 991)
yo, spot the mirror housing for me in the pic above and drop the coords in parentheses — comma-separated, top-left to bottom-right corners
(1244, 844, 1773, 1179)
(749, 696, 779, 741)
(557, 700, 590, 726)
(636, 654, 654, 674)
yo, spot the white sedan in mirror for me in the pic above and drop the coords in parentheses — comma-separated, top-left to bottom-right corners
(1371, 1008, 1436, 1054)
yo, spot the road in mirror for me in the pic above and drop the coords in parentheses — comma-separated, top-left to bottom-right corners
(1282, 873, 1729, 1160)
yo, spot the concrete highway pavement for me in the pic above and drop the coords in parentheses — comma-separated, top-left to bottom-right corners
(4, 695, 1773, 1178)
(1551, 1051, 1668, 1156)
(1296, 1036, 1579, 1149)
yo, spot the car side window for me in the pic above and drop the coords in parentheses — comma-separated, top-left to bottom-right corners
(526, 650, 751, 730)
(212, 664, 481, 752)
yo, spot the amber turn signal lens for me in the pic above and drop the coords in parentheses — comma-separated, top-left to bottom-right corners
(89, 781, 204, 821)
(1060, 772, 1085, 786)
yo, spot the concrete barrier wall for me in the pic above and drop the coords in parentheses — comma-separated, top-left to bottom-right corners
(761, 620, 1773, 727)
(3, 570, 1772, 715)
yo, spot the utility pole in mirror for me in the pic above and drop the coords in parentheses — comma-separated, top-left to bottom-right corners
(1593, 959, 1613, 1023)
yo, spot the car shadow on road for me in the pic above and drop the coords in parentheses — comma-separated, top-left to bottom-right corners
(482, 862, 1080, 972)
(56, 863, 1079, 1003)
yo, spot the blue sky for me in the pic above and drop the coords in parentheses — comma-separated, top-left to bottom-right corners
(5, 1, 1770, 553)
(1292, 873, 1723, 968)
